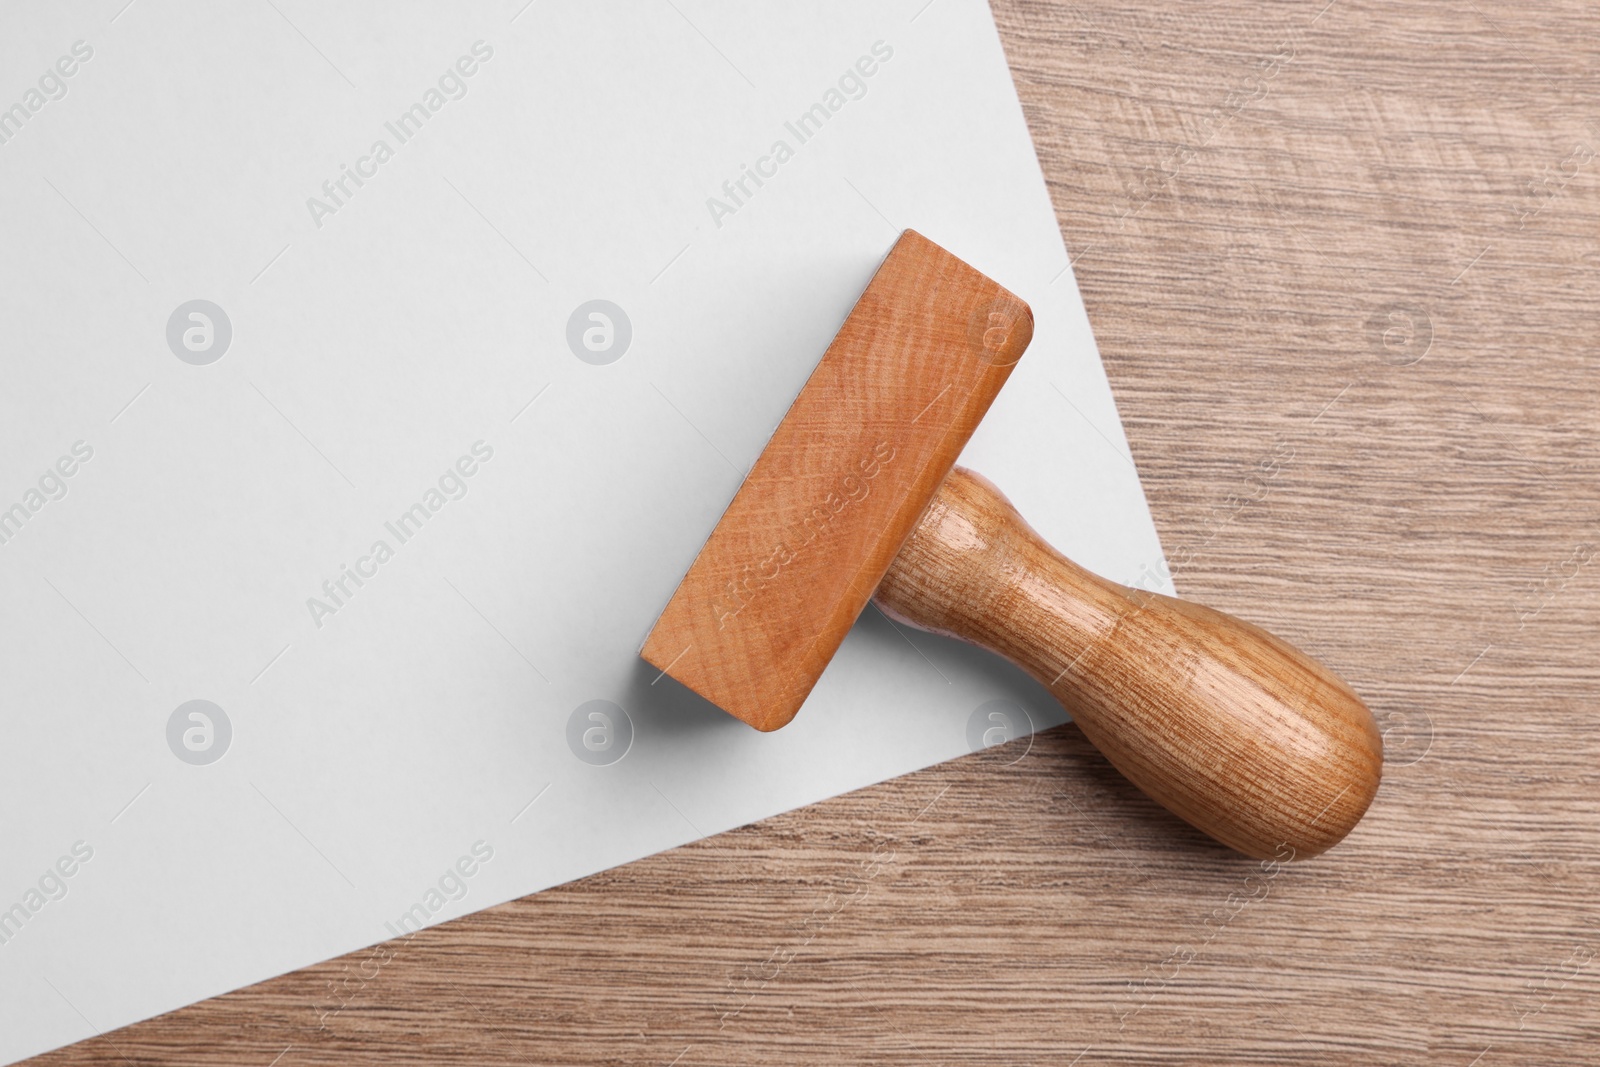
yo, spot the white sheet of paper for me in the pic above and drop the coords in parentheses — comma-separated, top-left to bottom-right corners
(0, 2, 1170, 1060)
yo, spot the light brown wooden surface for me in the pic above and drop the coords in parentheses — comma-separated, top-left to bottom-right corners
(877, 466, 1382, 859)
(643, 231, 1031, 732)
(32, 1, 1600, 1063)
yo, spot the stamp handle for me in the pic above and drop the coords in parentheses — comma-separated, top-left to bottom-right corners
(875, 467, 1383, 859)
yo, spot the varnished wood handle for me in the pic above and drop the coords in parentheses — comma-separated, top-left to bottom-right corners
(875, 467, 1383, 859)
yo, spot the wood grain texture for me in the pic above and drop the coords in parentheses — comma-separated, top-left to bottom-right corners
(29, 1, 1600, 1064)
(876, 467, 1381, 859)
(642, 231, 1031, 732)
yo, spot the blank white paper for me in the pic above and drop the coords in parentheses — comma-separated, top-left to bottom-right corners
(0, 1, 1170, 1061)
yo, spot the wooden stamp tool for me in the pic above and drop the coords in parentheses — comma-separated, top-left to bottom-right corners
(642, 230, 1382, 859)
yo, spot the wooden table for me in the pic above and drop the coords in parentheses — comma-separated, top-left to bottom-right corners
(35, 1, 1599, 1063)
